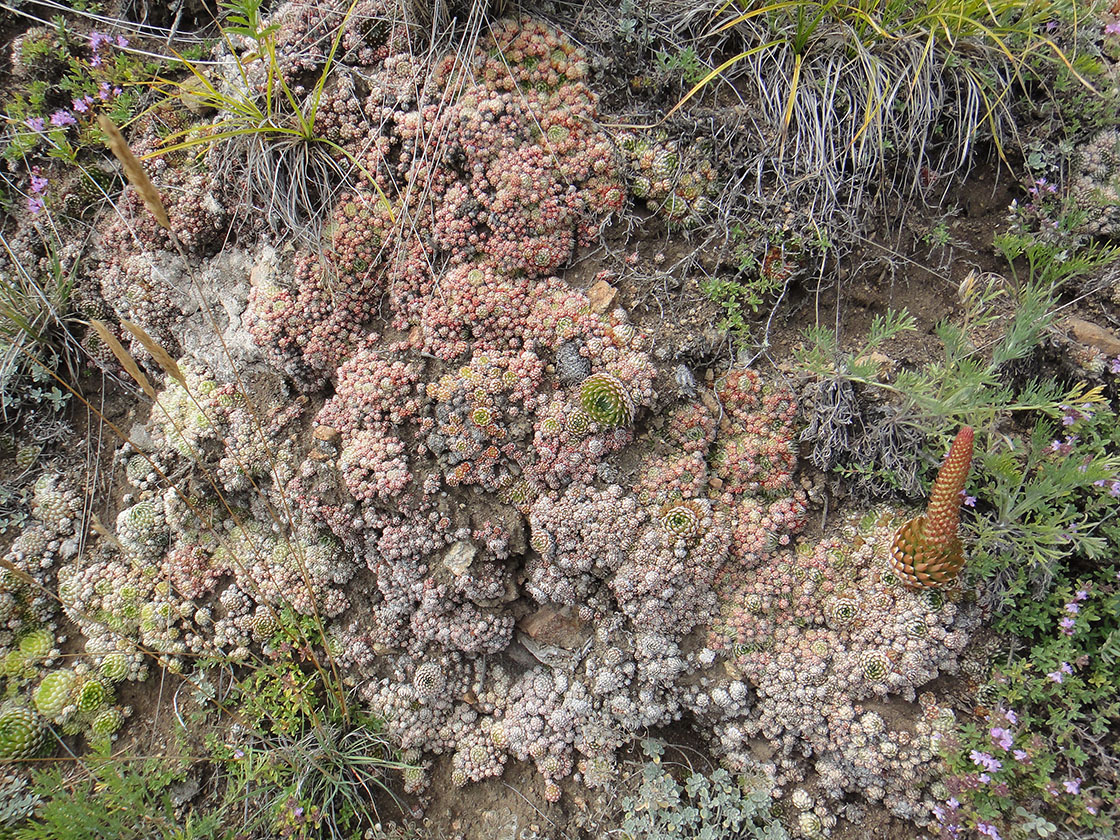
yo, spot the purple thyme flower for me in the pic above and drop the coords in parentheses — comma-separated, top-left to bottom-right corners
(1060, 616, 1076, 635)
(977, 822, 1002, 840)
(1048, 668, 1066, 684)
(1062, 661, 1074, 675)
(25, 116, 45, 132)
(989, 727, 1013, 750)
(29, 172, 48, 194)
(1065, 601, 1080, 614)
(1111, 356, 1120, 374)
(27, 195, 45, 214)
(1064, 778, 1082, 795)
(1013, 749, 1029, 762)
(50, 110, 76, 127)
(970, 750, 1002, 772)
(89, 31, 111, 50)
(1107, 20, 1120, 35)
(1003, 709, 1018, 725)
(1073, 588, 1089, 602)
(962, 493, 976, 507)
(116, 35, 129, 48)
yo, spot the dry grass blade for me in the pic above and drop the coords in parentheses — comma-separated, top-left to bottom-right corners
(98, 114, 171, 231)
(120, 319, 185, 387)
(88, 318, 156, 400)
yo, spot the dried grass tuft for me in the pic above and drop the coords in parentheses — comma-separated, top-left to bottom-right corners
(98, 114, 171, 231)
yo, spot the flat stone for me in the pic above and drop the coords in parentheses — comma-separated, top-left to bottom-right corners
(587, 279, 617, 314)
(518, 605, 589, 651)
(1064, 317, 1120, 356)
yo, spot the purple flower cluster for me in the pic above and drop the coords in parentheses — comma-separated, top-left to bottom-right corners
(27, 168, 48, 214)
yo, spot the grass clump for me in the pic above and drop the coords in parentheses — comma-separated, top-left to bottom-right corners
(0, 232, 80, 423)
(153, 0, 392, 245)
(667, 0, 1104, 215)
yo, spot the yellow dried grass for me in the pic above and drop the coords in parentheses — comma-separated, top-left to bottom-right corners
(98, 114, 171, 231)
(89, 318, 156, 400)
(121, 318, 185, 387)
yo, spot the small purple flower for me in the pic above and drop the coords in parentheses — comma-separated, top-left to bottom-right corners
(29, 173, 48, 194)
(99, 82, 112, 100)
(1061, 661, 1074, 675)
(90, 53, 103, 68)
(1064, 778, 1082, 795)
(50, 110, 77, 127)
(116, 35, 129, 48)
(977, 822, 1002, 840)
(1003, 709, 1018, 725)
(1107, 20, 1120, 35)
(1048, 668, 1065, 684)
(1065, 601, 1080, 614)
(233, 748, 245, 759)
(1060, 616, 1076, 635)
(25, 116, 45, 132)
(27, 195, 45, 214)
(89, 30, 111, 50)
(293, 806, 304, 818)
(1110, 480, 1120, 498)
(962, 494, 976, 507)
(72, 98, 89, 114)
(978, 773, 991, 784)
(1111, 356, 1120, 374)
(1013, 749, 1029, 762)
(970, 750, 1002, 772)
(989, 727, 1013, 750)
(948, 798, 959, 809)
(1074, 588, 1089, 602)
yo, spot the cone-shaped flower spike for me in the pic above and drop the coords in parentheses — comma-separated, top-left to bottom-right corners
(890, 426, 974, 589)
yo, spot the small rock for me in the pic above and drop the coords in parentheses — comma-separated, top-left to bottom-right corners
(519, 605, 589, 650)
(313, 425, 340, 445)
(1064, 316, 1120, 356)
(443, 540, 476, 576)
(587, 279, 618, 314)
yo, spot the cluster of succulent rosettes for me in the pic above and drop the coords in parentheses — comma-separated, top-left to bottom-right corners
(709, 509, 979, 821)
(266, 0, 404, 79)
(244, 14, 623, 365)
(612, 506, 731, 638)
(91, 141, 228, 356)
(1070, 129, 1120, 236)
(889, 426, 973, 590)
(529, 393, 634, 489)
(418, 350, 546, 491)
(317, 347, 422, 433)
(526, 484, 647, 606)
(29, 474, 83, 537)
(615, 130, 719, 229)
(248, 246, 384, 382)
(31, 665, 127, 746)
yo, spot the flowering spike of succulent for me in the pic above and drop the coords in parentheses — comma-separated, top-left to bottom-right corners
(924, 426, 974, 547)
(890, 426, 974, 589)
